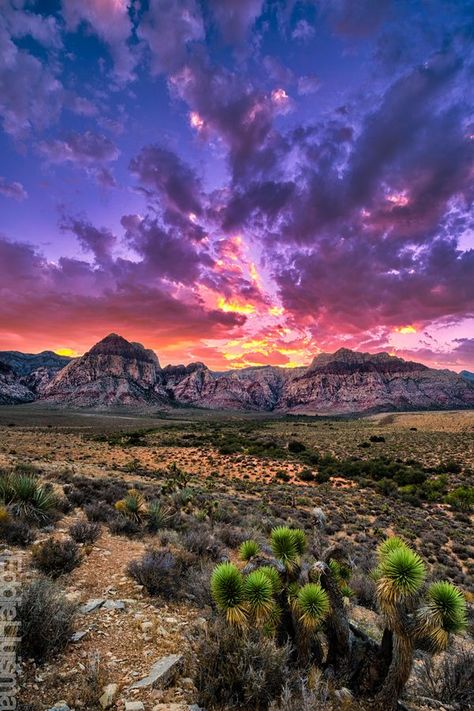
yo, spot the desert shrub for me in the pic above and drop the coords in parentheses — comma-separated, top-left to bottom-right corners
(315, 471, 330, 484)
(298, 469, 315, 482)
(239, 539, 260, 561)
(107, 512, 141, 537)
(369, 435, 385, 443)
(415, 648, 474, 708)
(127, 548, 189, 599)
(350, 571, 377, 609)
(114, 488, 146, 521)
(84, 501, 114, 522)
(196, 618, 291, 710)
(0, 508, 34, 546)
(215, 524, 249, 549)
(31, 537, 82, 578)
(288, 440, 306, 454)
(68, 519, 101, 545)
(183, 529, 224, 561)
(445, 486, 474, 512)
(17, 577, 76, 662)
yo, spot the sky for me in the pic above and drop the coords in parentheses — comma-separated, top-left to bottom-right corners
(0, 0, 473, 372)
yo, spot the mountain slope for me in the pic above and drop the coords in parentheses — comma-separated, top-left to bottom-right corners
(0, 361, 35, 405)
(42, 334, 167, 408)
(2, 335, 473, 414)
(0, 350, 71, 376)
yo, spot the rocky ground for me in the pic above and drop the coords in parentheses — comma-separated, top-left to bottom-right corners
(0, 408, 472, 711)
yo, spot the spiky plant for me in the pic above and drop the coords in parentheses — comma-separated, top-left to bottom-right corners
(211, 562, 247, 626)
(239, 539, 260, 561)
(244, 570, 274, 623)
(147, 501, 172, 532)
(259, 565, 282, 594)
(1, 474, 57, 522)
(115, 489, 146, 522)
(376, 543, 426, 606)
(296, 583, 330, 631)
(271, 527, 303, 572)
(416, 581, 467, 651)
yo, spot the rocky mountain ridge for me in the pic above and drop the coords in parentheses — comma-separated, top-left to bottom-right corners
(1, 333, 473, 414)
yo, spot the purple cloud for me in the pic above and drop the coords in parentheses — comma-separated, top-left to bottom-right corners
(0, 177, 28, 201)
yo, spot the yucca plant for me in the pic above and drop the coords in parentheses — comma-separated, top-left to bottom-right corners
(115, 489, 146, 522)
(373, 537, 466, 710)
(270, 526, 305, 573)
(295, 583, 330, 631)
(147, 500, 172, 532)
(211, 562, 248, 626)
(239, 539, 260, 561)
(1, 473, 57, 522)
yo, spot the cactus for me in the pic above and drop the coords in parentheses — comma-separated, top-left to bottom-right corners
(208, 530, 467, 711)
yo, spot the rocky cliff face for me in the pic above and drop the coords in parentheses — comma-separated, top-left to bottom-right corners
(42, 334, 167, 408)
(0, 350, 71, 376)
(1, 335, 473, 414)
(0, 361, 35, 404)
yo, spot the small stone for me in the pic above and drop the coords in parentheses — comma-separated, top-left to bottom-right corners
(70, 631, 87, 642)
(48, 703, 70, 711)
(181, 678, 195, 690)
(129, 654, 183, 690)
(80, 598, 105, 614)
(125, 702, 145, 711)
(103, 599, 126, 611)
(141, 621, 153, 632)
(99, 683, 118, 709)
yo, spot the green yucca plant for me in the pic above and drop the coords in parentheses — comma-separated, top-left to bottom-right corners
(115, 489, 146, 522)
(376, 543, 426, 605)
(1, 473, 57, 522)
(244, 570, 274, 623)
(239, 539, 260, 561)
(259, 565, 282, 594)
(296, 583, 330, 631)
(147, 500, 172, 532)
(416, 581, 467, 651)
(211, 562, 247, 626)
(270, 527, 305, 571)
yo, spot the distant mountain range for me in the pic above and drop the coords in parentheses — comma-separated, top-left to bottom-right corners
(1, 333, 473, 414)
(460, 370, 474, 383)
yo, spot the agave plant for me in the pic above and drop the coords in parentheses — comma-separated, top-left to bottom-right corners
(239, 539, 260, 561)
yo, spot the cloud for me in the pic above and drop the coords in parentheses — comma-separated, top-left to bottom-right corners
(0, 22, 64, 138)
(138, 0, 204, 75)
(0, 233, 245, 354)
(61, 0, 136, 81)
(208, 0, 264, 44)
(0, 177, 27, 201)
(129, 144, 203, 217)
(39, 131, 119, 166)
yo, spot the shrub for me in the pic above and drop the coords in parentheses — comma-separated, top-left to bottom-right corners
(31, 537, 82, 578)
(17, 578, 76, 662)
(415, 647, 474, 708)
(68, 519, 101, 545)
(114, 489, 146, 521)
(195, 618, 291, 710)
(127, 548, 188, 599)
(183, 529, 224, 561)
(147, 500, 173, 532)
(298, 469, 315, 482)
(288, 440, 306, 454)
(0, 509, 34, 546)
(107, 512, 141, 537)
(84, 501, 114, 522)
(445, 486, 474, 512)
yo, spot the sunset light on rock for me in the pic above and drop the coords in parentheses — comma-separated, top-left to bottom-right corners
(0, 0, 473, 374)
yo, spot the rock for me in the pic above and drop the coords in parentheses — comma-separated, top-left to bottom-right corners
(181, 678, 195, 691)
(99, 683, 118, 709)
(124, 703, 145, 711)
(141, 621, 153, 632)
(102, 599, 126, 610)
(80, 599, 105, 614)
(48, 703, 70, 711)
(70, 631, 87, 642)
(129, 654, 183, 690)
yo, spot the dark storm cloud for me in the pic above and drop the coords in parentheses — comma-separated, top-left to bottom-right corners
(129, 144, 203, 217)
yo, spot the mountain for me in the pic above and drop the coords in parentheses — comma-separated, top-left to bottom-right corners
(1, 335, 473, 414)
(42, 333, 167, 408)
(0, 350, 71, 376)
(0, 361, 35, 405)
(460, 370, 474, 383)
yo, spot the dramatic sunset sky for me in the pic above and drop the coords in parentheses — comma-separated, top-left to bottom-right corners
(0, 0, 473, 371)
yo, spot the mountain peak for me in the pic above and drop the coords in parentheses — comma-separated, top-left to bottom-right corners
(88, 333, 160, 367)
